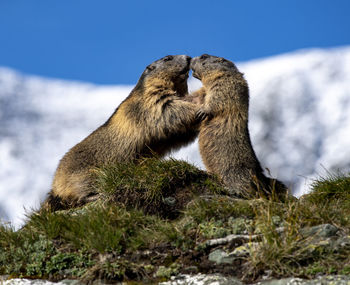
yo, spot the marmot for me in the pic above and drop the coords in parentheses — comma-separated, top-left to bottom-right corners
(190, 54, 287, 198)
(183, 87, 206, 105)
(45, 55, 201, 210)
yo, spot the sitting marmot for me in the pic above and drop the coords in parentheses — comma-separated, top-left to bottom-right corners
(190, 54, 287, 198)
(45, 55, 202, 210)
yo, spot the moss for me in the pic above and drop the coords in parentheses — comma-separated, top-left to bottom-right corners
(198, 219, 231, 239)
(155, 263, 180, 279)
(0, 228, 93, 278)
(228, 217, 254, 235)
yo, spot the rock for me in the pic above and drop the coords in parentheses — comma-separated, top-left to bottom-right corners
(296, 224, 344, 257)
(160, 273, 243, 285)
(300, 224, 339, 239)
(303, 239, 332, 254)
(61, 281, 84, 285)
(257, 277, 304, 285)
(208, 242, 261, 265)
(294, 232, 350, 257)
(258, 275, 350, 284)
(203, 233, 260, 248)
(333, 235, 350, 251)
(164, 196, 176, 206)
(4, 275, 350, 285)
(1, 279, 84, 285)
(231, 242, 261, 257)
(182, 266, 199, 274)
(208, 249, 236, 265)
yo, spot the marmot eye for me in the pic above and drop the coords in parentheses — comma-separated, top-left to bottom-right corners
(163, 55, 173, 62)
(200, 54, 209, 60)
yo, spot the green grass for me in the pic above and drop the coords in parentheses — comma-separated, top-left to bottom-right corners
(245, 172, 350, 279)
(299, 172, 350, 228)
(93, 158, 227, 219)
(0, 158, 227, 282)
(27, 204, 172, 253)
(1, 160, 350, 283)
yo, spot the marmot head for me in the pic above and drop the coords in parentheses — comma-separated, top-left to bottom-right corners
(138, 55, 191, 96)
(191, 54, 249, 116)
(191, 54, 239, 80)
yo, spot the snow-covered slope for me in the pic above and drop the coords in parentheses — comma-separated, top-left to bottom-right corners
(1, 46, 350, 227)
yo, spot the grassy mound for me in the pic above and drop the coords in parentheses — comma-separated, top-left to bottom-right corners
(93, 158, 226, 219)
(1, 159, 350, 283)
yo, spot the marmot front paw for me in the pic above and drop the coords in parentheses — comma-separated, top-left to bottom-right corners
(196, 109, 212, 122)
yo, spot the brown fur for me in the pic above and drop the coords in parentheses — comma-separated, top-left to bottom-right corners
(45, 55, 202, 210)
(191, 54, 287, 198)
(182, 87, 206, 105)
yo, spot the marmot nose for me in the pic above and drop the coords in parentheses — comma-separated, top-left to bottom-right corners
(180, 55, 191, 65)
(190, 57, 199, 69)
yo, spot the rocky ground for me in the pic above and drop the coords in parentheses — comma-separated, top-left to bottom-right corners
(1, 159, 350, 284)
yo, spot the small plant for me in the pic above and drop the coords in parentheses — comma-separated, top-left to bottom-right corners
(0, 225, 93, 278)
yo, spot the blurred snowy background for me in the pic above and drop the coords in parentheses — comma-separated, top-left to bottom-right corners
(1, 46, 350, 227)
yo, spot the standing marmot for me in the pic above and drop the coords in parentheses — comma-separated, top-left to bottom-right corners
(45, 55, 201, 210)
(190, 54, 287, 198)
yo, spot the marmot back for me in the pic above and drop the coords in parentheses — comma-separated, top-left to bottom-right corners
(45, 55, 201, 210)
(190, 54, 287, 198)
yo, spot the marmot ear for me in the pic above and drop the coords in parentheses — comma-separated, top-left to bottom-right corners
(146, 65, 156, 73)
(163, 55, 174, 62)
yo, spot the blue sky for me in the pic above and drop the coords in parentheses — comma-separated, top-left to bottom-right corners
(1, 0, 349, 84)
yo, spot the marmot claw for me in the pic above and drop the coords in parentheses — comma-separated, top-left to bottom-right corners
(196, 109, 209, 122)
